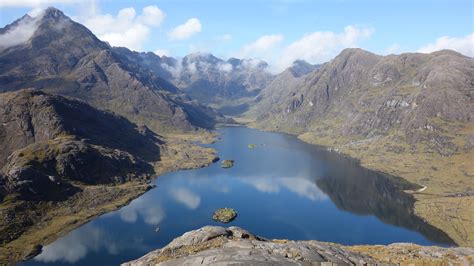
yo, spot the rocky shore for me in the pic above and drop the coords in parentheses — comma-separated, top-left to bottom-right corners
(123, 226, 474, 265)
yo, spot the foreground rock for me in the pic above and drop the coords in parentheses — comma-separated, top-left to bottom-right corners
(212, 208, 237, 223)
(123, 226, 474, 265)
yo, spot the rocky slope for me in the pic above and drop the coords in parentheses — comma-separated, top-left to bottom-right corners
(0, 8, 217, 133)
(245, 48, 474, 246)
(0, 89, 163, 200)
(0, 89, 219, 263)
(113, 49, 275, 115)
(123, 226, 474, 265)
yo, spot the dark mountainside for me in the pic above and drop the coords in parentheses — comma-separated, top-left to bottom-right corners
(113, 48, 275, 115)
(245, 48, 474, 246)
(0, 89, 164, 201)
(0, 8, 217, 132)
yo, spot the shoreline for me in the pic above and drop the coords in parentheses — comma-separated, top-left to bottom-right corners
(240, 120, 473, 247)
(1, 125, 470, 264)
(0, 132, 219, 265)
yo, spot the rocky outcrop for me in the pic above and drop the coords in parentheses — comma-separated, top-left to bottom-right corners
(123, 226, 474, 265)
(0, 8, 217, 133)
(0, 89, 161, 201)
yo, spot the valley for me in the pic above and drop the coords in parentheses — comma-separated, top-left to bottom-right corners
(0, 4, 472, 265)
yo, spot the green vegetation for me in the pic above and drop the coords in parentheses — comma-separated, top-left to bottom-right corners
(248, 144, 256, 149)
(212, 208, 237, 223)
(221, 159, 234, 168)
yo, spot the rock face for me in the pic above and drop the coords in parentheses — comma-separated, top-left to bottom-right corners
(123, 226, 474, 265)
(248, 48, 473, 155)
(0, 8, 217, 133)
(112, 49, 275, 115)
(0, 89, 161, 200)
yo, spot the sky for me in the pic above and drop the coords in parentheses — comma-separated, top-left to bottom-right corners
(0, 0, 473, 72)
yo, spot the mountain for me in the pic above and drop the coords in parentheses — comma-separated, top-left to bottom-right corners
(0, 89, 162, 201)
(245, 60, 320, 119)
(245, 48, 474, 246)
(248, 48, 473, 153)
(0, 7, 217, 132)
(112, 49, 274, 115)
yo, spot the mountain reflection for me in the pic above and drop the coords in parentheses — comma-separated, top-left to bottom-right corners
(315, 156, 455, 245)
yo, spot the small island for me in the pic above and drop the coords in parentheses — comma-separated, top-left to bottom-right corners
(248, 144, 256, 149)
(221, 159, 234, 168)
(212, 208, 237, 223)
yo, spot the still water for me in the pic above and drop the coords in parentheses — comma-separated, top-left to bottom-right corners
(22, 126, 453, 265)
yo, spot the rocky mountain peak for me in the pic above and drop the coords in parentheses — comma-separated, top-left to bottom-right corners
(289, 59, 319, 77)
(41, 7, 67, 20)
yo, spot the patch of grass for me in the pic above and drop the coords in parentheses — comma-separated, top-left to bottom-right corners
(212, 208, 237, 223)
(221, 160, 234, 168)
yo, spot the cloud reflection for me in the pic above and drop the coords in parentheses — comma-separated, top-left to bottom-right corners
(118, 197, 166, 225)
(241, 176, 327, 201)
(34, 224, 120, 263)
(169, 187, 201, 209)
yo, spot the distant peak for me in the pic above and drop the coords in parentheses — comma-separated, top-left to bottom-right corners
(289, 59, 319, 77)
(41, 7, 67, 20)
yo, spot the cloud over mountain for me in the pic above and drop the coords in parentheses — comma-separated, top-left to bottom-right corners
(78, 5, 165, 51)
(168, 18, 202, 41)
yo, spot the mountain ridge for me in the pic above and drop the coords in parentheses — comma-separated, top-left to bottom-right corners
(0, 7, 217, 133)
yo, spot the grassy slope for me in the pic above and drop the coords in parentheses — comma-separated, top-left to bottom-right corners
(294, 121, 474, 247)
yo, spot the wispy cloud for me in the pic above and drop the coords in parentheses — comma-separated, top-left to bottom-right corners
(0, 11, 45, 50)
(235, 25, 374, 73)
(418, 33, 474, 57)
(168, 18, 202, 41)
(239, 34, 284, 59)
(77, 5, 165, 51)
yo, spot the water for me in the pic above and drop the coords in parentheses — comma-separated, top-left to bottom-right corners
(22, 126, 453, 265)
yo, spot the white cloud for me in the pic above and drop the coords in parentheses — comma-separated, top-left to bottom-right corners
(385, 43, 401, 54)
(235, 26, 373, 73)
(418, 33, 474, 57)
(0, 11, 45, 50)
(139, 5, 165, 27)
(0, 0, 78, 8)
(169, 187, 201, 209)
(78, 5, 165, 51)
(275, 25, 374, 72)
(239, 34, 283, 58)
(168, 18, 202, 41)
(218, 62, 233, 72)
(154, 48, 170, 57)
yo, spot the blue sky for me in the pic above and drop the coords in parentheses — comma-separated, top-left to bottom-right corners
(0, 0, 473, 71)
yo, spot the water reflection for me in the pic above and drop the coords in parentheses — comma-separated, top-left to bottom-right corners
(169, 187, 201, 209)
(241, 175, 327, 201)
(22, 126, 455, 266)
(118, 197, 166, 225)
(34, 224, 146, 264)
